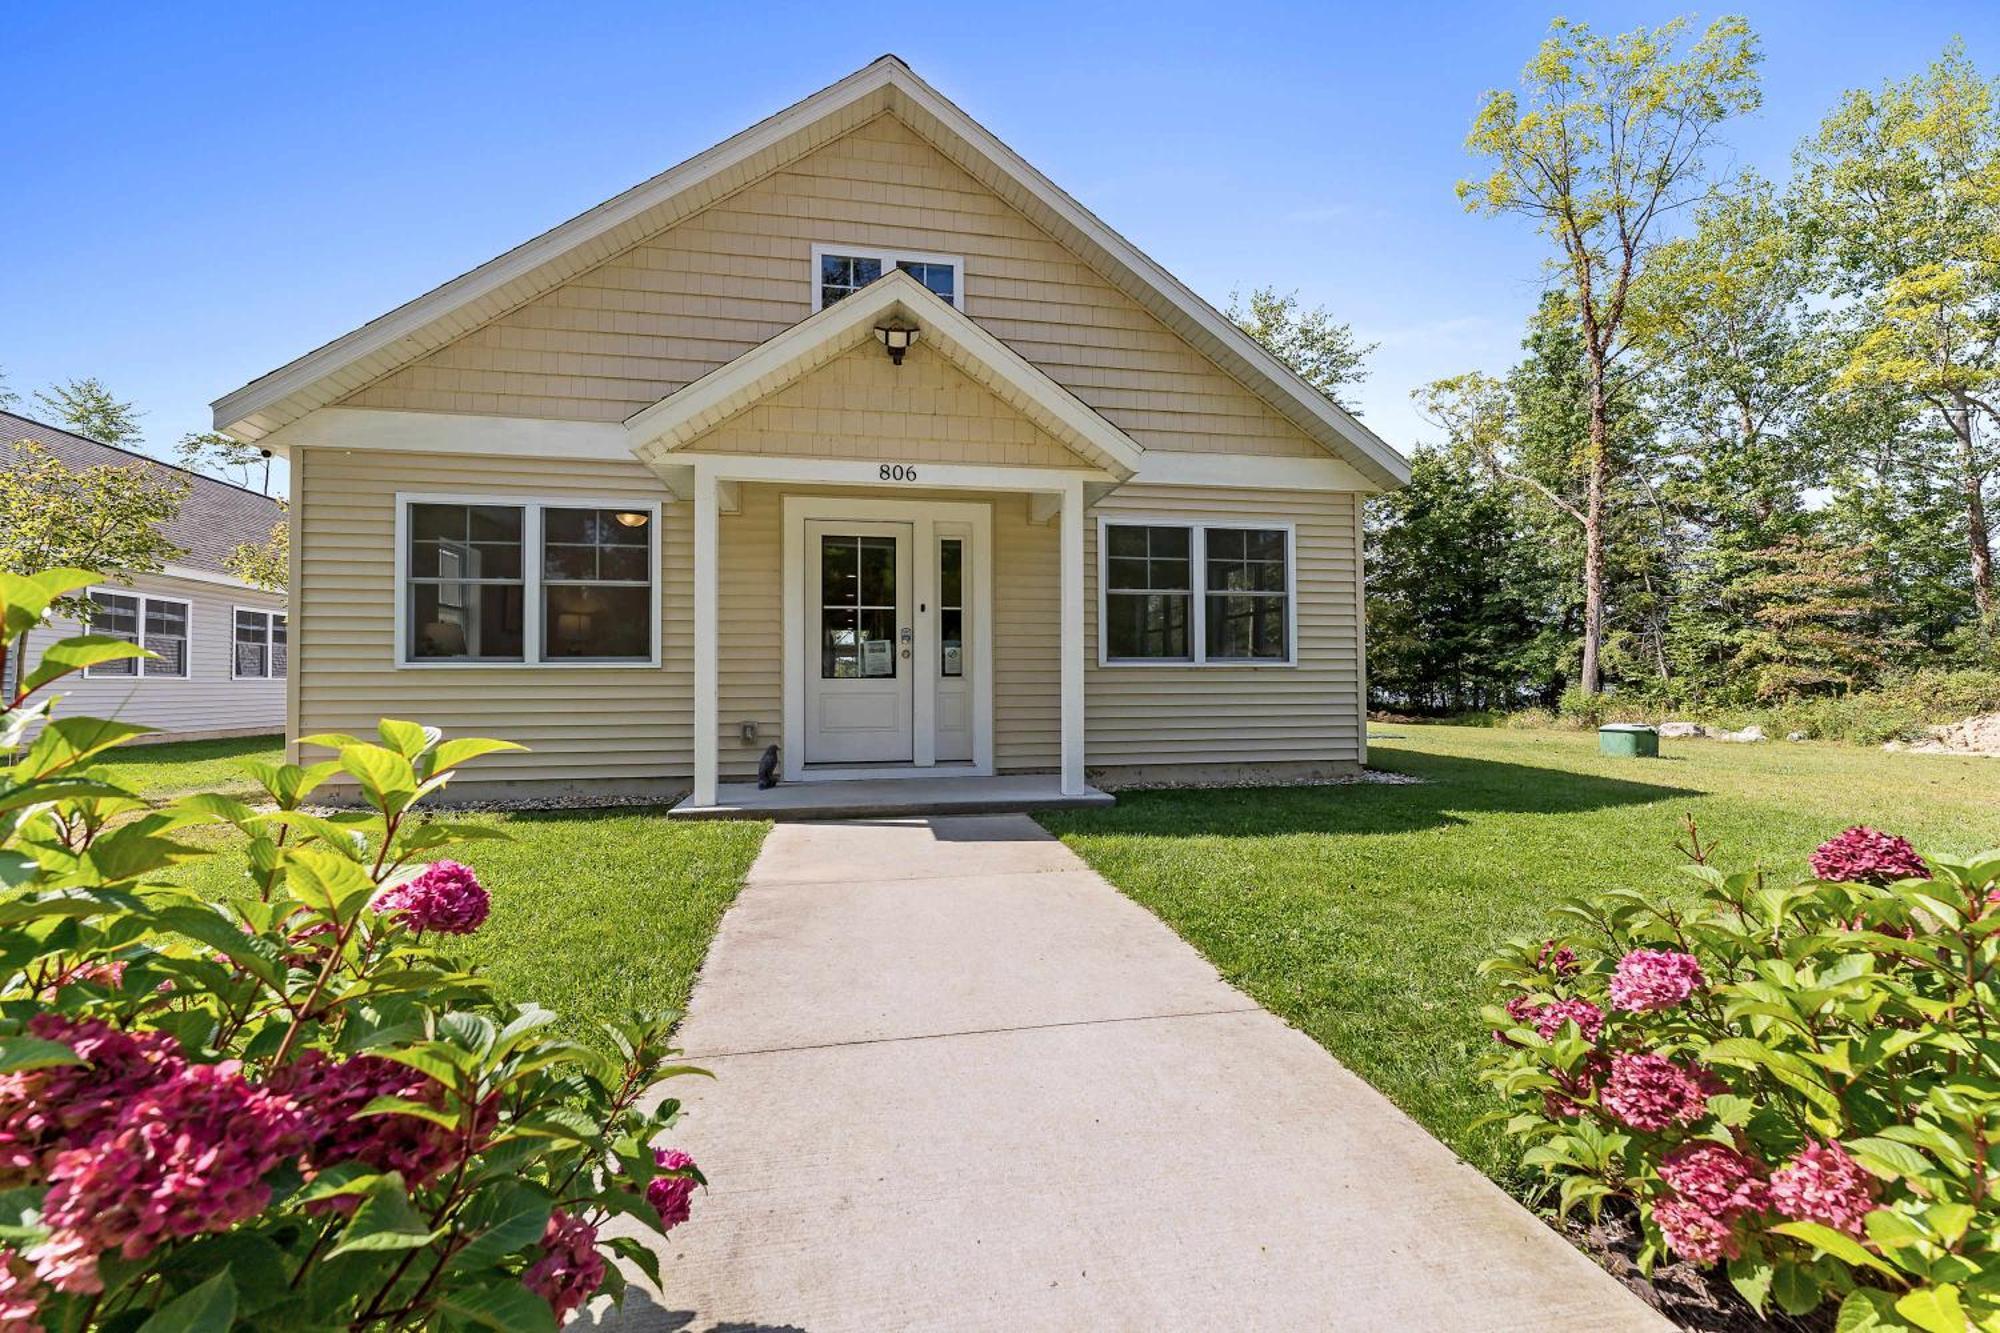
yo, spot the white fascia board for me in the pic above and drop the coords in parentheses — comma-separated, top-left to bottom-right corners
(1132, 450, 1380, 493)
(265, 407, 632, 459)
(626, 271, 1143, 477)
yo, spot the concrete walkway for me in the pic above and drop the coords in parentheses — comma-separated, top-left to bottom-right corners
(594, 816, 1664, 1332)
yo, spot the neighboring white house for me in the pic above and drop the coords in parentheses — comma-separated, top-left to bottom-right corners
(3, 411, 288, 741)
(212, 56, 1410, 809)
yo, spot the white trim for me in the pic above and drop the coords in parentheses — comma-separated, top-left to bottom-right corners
(1095, 516, 1299, 668)
(264, 407, 632, 461)
(692, 465, 719, 807)
(1353, 497, 1369, 767)
(1059, 478, 1086, 796)
(664, 451, 1107, 496)
(83, 587, 194, 681)
(160, 563, 273, 593)
(213, 56, 1408, 487)
(390, 492, 662, 669)
(780, 495, 994, 784)
(229, 605, 289, 681)
(1132, 450, 1378, 494)
(626, 270, 1143, 478)
(809, 242, 964, 312)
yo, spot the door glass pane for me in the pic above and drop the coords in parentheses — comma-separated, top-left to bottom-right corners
(857, 537, 896, 605)
(939, 539, 963, 677)
(821, 609, 859, 678)
(819, 533, 898, 679)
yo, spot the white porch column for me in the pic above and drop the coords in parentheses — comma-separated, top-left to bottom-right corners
(692, 463, 720, 807)
(1058, 477, 1086, 796)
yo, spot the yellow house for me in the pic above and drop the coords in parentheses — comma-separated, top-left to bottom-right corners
(212, 56, 1410, 815)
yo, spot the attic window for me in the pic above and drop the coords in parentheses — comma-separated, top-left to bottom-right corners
(811, 244, 961, 311)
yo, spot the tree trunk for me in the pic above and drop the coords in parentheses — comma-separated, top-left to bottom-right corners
(1952, 393, 1994, 627)
(1580, 368, 1610, 695)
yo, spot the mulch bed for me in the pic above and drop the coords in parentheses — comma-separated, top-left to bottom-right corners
(1567, 1203, 1834, 1333)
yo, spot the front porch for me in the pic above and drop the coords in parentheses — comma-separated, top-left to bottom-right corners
(665, 773, 1113, 821)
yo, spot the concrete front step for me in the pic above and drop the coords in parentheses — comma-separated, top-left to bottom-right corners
(667, 774, 1115, 821)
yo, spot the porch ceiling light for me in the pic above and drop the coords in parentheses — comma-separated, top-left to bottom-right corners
(613, 511, 650, 528)
(874, 322, 919, 366)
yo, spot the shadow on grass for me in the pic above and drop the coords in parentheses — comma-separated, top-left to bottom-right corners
(1048, 749, 1701, 839)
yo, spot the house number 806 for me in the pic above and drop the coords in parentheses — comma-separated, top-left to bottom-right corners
(879, 464, 917, 482)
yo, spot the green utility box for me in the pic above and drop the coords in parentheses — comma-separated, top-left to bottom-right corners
(1599, 723, 1660, 758)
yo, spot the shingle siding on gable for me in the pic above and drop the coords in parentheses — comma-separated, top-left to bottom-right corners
(341, 114, 1324, 460)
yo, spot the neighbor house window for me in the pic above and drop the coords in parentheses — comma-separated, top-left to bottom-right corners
(812, 245, 961, 311)
(233, 609, 287, 679)
(400, 499, 657, 666)
(1099, 522, 1294, 665)
(85, 590, 190, 679)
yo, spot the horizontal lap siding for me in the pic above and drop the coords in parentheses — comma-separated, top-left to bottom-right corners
(341, 114, 1320, 459)
(1084, 486, 1363, 767)
(297, 448, 690, 781)
(40, 573, 286, 737)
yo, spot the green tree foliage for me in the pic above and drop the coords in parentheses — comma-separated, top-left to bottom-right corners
(1459, 14, 1762, 694)
(177, 429, 275, 493)
(1226, 286, 1376, 410)
(32, 376, 144, 450)
(226, 515, 290, 592)
(0, 441, 187, 615)
(1727, 534, 1902, 699)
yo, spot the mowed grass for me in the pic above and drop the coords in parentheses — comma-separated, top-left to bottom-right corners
(99, 740, 769, 1043)
(98, 734, 284, 800)
(1040, 724, 2000, 1189)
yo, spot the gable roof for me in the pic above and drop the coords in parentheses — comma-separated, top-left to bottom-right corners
(627, 269, 1143, 478)
(0, 411, 285, 578)
(213, 55, 1409, 490)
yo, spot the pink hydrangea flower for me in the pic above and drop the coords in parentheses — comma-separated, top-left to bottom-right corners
(523, 1209, 605, 1320)
(0, 1015, 182, 1182)
(1652, 1197, 1741, 1265)
(1810, 827, 1928, 886)
(1542, 1052, 1609, 1120)
(0, 1248, 42, 1333)
(270, 1051, 474, 1198)
(31, 1061, 304, 1293)
(1536, 941, 1580, 977)
(372, 860, 490, 936)
(1659, 1143, 1769, 1219)
(645, 1148, 700, 1232)
(1770, 1141, 1878, 1236)
(1599, 1053, 1712, 1132)
(1497, 995, 1603, 1043)
(1609, 950, 1706, 1012)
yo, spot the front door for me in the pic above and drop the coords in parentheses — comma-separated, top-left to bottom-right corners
(804, 520, 914, 764)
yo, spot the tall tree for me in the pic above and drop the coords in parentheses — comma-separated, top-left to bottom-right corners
(1458, 14, 1762, 694)
(32, 377, 144, 451)
(1794, 40, 2000, 632)
(225, 516, 289, 592)
(1227, 286, 1376, 410)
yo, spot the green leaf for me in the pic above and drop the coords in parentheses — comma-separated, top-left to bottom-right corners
(327, 1176, 443, 1258)
(1835, 1288, 1904, 1332)
(340, 743, 417, 814)
(1894, 1285, 1968, 1333)
(606, 1235, 663, 1290)
(377, 718, 440, 759)
(448, 1181, 553, 1273)
(436, 1280, 558, 1333)
(1728, 1254, 1774, 1314)
(1770, 1221, 1900, 1277)
(430, 737, 527, 773)
(355, 1094, 459, 1131)
(1847, 1136, 1935, 1183)
(0, 568, 96, 637)
(0, 1035, 84, 1074)
(287, 847, 379, 924)
(136, 1269, 237, 1333)
(1773, 1262, 1822, 1317)
(19, 635, 151, 693)
(151, 905, 286, 988)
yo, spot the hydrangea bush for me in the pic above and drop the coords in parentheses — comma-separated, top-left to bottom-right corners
(1482, 819, 2000, 1330)
(0, 570, 705, 1331)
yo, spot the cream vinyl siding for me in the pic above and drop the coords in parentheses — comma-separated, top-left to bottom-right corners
(1085, 486, 1363, 768)
(35, 572, 286, 738)
(715, 484, 1059, 776)
(688, 340, 1086, 468)
(296, 448, 691, 783)
(341, 114, 1323, 461)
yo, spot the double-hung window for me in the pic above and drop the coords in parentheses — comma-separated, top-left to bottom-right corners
(84, 590, 190, 678)
(1099, 522, 1295, 665)
(234, 609, 287, 679)
(401, 499, 658, 666)
(811, 244, 962, 311)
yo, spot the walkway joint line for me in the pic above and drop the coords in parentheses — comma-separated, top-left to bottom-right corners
(683, 1004, 1266, 1061)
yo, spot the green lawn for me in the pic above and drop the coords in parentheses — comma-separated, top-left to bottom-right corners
(103, 740, 769, 1044)
(1039, 723, 2000, 1189)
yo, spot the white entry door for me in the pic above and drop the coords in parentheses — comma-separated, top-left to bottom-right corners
(804, 520, 914, 764)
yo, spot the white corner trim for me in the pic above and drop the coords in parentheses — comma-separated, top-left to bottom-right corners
(265, 407, 632, 460)
(1094, 514, 1300, 669)
(390, 492, 663, 670)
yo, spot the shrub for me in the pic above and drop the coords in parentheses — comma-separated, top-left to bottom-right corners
(0, 570, 706, 1330)
(1481, 818, 2000, 1328)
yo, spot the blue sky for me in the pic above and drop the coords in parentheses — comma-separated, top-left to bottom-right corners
(5, 1, 1995, 495)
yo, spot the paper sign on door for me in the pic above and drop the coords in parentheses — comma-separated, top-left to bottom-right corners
(861, 639, 895, 677)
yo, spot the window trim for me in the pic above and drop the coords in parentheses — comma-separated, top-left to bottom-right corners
(83, 587, 194, 681)
(393, 493, 662, 669)
(1096, 517, 1298, 668)
(809, 242, 965, 312)
(231, 606, 288, 681)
